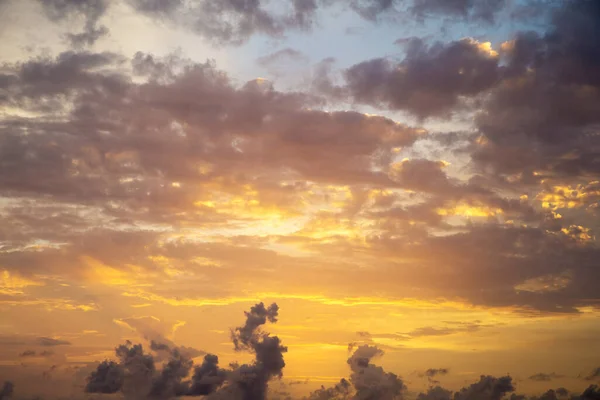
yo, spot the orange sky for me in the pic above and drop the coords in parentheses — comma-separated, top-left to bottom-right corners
(0, 0, 599, 399)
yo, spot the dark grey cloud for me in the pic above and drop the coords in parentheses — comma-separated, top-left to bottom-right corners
(126, 0, 183, 16)
(343, 37, 500, 118)
(347, 345, 405, 400)
(0, 50, 419, 218)
(417, 378, 514, 400)
(472, 0, 600, 182)
(188, 354, 226, 396)
(0, 381, 13, 400)
(148, 347, 193, 398)
(555, 388, 569, 397)
(307, 344, 404, 400)
(455, 375, 515, 400)
(307, 378, 351, 400)
(18, 350, 36, 358)
(418, 386, 453, 400)
(228, 302, 288, 400)
(231, 302, 279, 350)
(422, 368, 449, 379)
(579, 385, 600, 400)
(85, 360, 124, 394)
(85, 302, 286, 400)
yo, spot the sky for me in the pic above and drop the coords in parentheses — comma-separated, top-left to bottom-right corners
(0, 0, 599, 399)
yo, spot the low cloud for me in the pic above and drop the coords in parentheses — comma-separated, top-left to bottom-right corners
(86, 302, 285, 400)
(584, 368, 600, 381)
(530, 373, 565, 382)
(36, 337, 71, 347)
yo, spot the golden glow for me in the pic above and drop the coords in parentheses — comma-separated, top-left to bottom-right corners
(561, 225, 594, 242)
(436, 202, 503, 218)
(81, 256, 152, 286)
(0, 270, 44, 295)
(537, 183, 600, 210)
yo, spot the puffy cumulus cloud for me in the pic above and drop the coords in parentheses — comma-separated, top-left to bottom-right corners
(231, 302, 280, 350)
(85, 302, 284, 400)
(0, 50, 420, 214)
(580, 385, 600, 400)
(5, 304, 600, 400)
(307, 345, 404, 400)
(188, 354, 226, 396)
(417, 386, 453, 400)
(347, 345, 405, 400)
(387, 159, 452, 193)
(228, 302, 288, 400)
(363, 224, 600, 313)
(472, 1, 600, 185)
(306, 345, 598, 400)
(340, 37, 500, 118)
(454, 375, 515, 400)
(418, 378, 536, 400)
(85, 360, 124, 394)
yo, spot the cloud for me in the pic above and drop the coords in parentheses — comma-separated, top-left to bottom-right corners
(454, 375, 515, 400)
(529, 373, 565, 382)
(306, 344, 404, 400)
(407, 324, 480, 337)
(472, 0, 600, 182)
(418, 386, 453, 400)
(411, 0, 507, 22)
(36, 337, 71, 347)
(18, 350, 36, 357)
(584, 368, 600, 381)
(257, 48, 309, 68)
(0, 381, 13, 400)
(342, 37, 499, 118)
(188, 354, 226, 396)
(85, 360, 124, 394)
(36, 0, 109, 46)
(421, 368, 449, 380)
(86, 302, 285, 400)
(307, 378, 351, 400)
(579, 385, 600, 400)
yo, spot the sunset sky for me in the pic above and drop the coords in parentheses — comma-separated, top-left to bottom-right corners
(0, 0, 599, 399)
